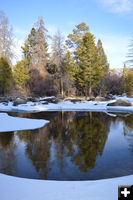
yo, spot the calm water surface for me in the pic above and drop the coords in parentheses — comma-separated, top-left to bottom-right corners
(0, 111, 133, 180)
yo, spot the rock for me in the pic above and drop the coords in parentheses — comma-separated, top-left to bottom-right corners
(41, 101, 48, 105)
(122, 93, 127, 97)
(7, 96, 16, 102)
(71, 99, 81, 103)
(28, 97, 40, 102)
(106, 94, 115, 100)
(40, 97, 56, 103)
(56, 94, 64, 99)
(107, 99, 132, 107)
(51, 99, 60, 104)
(13, 98, 27, 106)
(2, 102, 8, 106)
(0, 97, 9, 103)
(88, 97, 95, 101)
(64, 97, 84, 103)
(94, 96, 107, 102)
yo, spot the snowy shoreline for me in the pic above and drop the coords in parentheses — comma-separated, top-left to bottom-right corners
(1, 96, 133, 200)
(1, 96, 133, 113)
(0, 173, 133, 200)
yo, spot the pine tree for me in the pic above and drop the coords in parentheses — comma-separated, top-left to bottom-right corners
(66, 23, 102, 96)
(66, 22, 89, 49)
(13, 59, 30, 90)
(21, 28, 36, 63)
(96, 39, 109, 96)
(97, 39, 109, 72)
(30, 17, 49, 72)
(21, 17, 51, 96)
(123, 65, 133, 95)
(63, 50, 76, 81)
(76, 32, 102, 96)
(0, 57, 12, 95)
(22, 17, 49, 72)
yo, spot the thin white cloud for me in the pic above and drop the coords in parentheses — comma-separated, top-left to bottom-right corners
(100, 0, 133, 13)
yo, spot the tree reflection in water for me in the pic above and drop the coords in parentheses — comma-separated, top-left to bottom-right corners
(0, 132, 17, 175)
(17, 112, 110, 176)
(1, 111, 133, 180)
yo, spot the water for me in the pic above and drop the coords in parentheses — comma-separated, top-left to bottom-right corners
(0, 111, 133, 180)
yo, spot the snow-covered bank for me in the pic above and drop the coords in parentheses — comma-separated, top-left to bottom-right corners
(0, 173, 133, 200)
(1, 96, 133, 113)
(0, 113, 49, 132)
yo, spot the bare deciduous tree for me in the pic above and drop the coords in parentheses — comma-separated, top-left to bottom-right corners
(51, 30, 65, 96)
(0, 10, 14, 64)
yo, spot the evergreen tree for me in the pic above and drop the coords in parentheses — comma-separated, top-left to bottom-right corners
(22, 17, 49, 72)
(66, 22, 89, 49)
(123, 66, 133, 95)
(97, 39, 109, 72)
(63, 50, 76, 81)
(76, 32, 102, 96)
(63, 50, 77, 95)
(21, 17, 51, 96)
(0, 57, 12, 95)
(96, 39, 109, 96)
(66, 23, 102, 96)
(13, 59, 30, 90)
(21, 28, 36, 63)
(30, 17, 49, 72)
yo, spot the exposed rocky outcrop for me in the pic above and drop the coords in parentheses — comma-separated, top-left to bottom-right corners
(107, 99, 132, 107)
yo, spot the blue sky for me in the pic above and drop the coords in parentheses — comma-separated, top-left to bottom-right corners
(1, 0, 133, 68)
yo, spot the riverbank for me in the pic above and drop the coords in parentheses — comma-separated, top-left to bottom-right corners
(0, 95, 133, 113)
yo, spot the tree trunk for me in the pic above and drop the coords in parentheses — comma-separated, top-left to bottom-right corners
(60, 77, 64, 97)
(89, 87, 92, 97)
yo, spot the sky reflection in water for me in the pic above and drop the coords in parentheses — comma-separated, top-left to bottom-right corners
(0, 111, 133, 180)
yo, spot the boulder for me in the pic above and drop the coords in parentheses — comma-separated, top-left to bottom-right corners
(64, 97, 84, 103)
(94, 96, 107, 102)
(28, 97, 40, 102)
(41, 101, 49, 105)
(107, 99, 132, 107)
(106, 94, 115, 100)
(0, 97, 9, 103)
(40, 97, 56, 103)
(13, 98, 27, 106)
(88, 97, 95, 101)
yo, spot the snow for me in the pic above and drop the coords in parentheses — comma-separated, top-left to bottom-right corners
(0, 173, 133, 200)
(0, 113, 49, 132)
(0, 95, 133, 199)
(1, 96, 133, 113)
